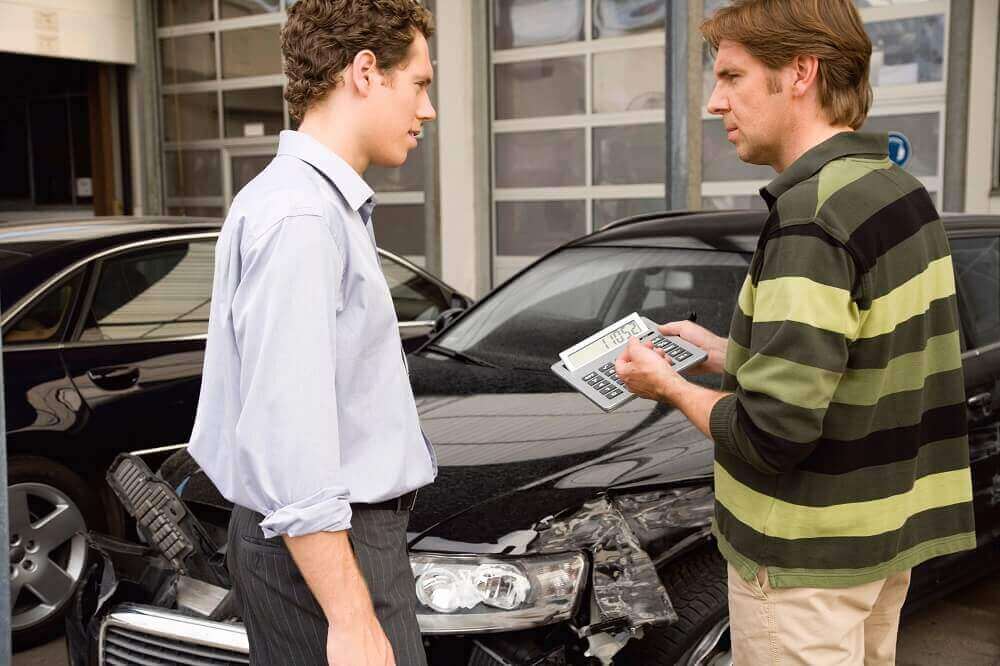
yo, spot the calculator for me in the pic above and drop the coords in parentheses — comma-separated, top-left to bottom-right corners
(551, 312, 708, 412)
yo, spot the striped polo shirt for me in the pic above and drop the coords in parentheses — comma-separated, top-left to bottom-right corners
(709, 131, 976, 589)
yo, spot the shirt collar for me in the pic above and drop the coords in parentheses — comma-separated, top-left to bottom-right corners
(276, 130, 375, 214)
(759, 131, 888, 209)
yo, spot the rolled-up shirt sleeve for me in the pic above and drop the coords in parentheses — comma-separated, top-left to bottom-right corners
(230, 213, 351, 537)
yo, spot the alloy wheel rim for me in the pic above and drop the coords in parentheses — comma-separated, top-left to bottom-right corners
(8, 482, 88, 631)
(685, 616, 733, 666)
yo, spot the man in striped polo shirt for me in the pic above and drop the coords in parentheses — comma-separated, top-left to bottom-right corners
(616, 1, 975, 663)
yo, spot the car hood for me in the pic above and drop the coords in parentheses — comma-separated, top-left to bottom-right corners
(405, 353, 714, 551)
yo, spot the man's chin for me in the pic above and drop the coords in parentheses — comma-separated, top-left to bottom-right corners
(370, 150, 409, 170)
(736, 144, 767, 167)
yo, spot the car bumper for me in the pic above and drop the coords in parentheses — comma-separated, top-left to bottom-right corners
(67, 536, 578, 666)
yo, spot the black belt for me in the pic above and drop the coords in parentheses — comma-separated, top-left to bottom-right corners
(352, 489, 418, 512)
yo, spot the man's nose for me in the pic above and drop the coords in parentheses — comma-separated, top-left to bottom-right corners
(419, 96, 437, 122)
(706, 82, 727, 116)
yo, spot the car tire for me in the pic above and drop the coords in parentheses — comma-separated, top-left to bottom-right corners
(616, 546, 731, 666)
(8, 456, 99, 651)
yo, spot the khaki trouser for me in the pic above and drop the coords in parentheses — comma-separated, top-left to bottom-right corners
(727, 564, 912, 665)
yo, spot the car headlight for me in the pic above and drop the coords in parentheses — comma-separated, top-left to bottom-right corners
(410, 551, 587, 634)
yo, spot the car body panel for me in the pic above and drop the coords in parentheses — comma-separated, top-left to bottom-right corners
(55, 211, 1000, 665)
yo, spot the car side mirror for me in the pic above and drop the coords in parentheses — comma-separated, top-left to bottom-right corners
(433, 307, 466, 333)
(450, 293, 473, 311)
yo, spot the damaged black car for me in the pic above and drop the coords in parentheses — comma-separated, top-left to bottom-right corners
(67, 211, 1000, 665)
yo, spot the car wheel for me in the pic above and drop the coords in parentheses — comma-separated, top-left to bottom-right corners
(616, 547, 732, 666)
(7, 456, 96, 650)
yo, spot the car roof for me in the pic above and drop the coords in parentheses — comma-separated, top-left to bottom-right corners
(569, 209, 1000, 252)
(0, 216, 223, 311)
(0, 217, 222, 255)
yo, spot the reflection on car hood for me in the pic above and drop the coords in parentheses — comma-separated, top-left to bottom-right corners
(406, 354, 714, 549)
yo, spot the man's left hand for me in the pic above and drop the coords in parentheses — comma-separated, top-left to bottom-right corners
(615, 337, 687, 403)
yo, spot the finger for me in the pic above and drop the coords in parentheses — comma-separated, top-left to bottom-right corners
(643, 339, 656, 349)
(659, 320, 688, 334)
(629, 338, 662, 362)
(616, 345, 632, 364)
(615, 356, 628, 376)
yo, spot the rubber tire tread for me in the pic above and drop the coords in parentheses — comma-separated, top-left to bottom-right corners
(616, 546, 729, 665)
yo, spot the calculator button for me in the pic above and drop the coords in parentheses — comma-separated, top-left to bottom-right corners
(583, 371, 598, 381)
(675, 351, 691, 361)
(594, 380, 610, 390)
(587, 376, 601, 386)
(599, 385, 613, 395)
(603, 368, 616, 377)
(616, 379, 625, 385)
(669, 347, 685, 357)
(600, 362, 614, 371)
(607, 389, 623, 398)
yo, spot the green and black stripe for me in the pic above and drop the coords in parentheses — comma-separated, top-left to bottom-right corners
(709, 132, 976, 589)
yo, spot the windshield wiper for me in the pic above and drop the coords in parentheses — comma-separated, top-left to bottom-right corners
(423, 343, 498, 368)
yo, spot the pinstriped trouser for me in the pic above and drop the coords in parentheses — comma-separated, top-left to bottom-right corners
(228, 504, 427, 666)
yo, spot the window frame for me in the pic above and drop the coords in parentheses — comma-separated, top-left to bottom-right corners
(489, 0, 670, 282)
(993, 25, 1000, 196)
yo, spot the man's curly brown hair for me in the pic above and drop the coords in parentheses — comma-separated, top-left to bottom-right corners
(281, 0, 434, 121)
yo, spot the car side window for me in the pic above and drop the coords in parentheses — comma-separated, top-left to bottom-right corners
(380, 254, 449, 322)
(79, 240, 215, 341)
(951, 236, 1000, 348)
(2, 271, 84, 345)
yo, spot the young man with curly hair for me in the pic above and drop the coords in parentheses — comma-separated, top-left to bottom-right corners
(189, 1, 437, 664)
(617, 0, 975, 663)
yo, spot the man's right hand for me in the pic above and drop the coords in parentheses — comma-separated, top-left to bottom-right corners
(327, 616, 394, 666)
(283, 529, 395, 666)
(658, 320, 728, 376)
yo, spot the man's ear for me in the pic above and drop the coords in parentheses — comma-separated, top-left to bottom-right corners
(790, 54, 820, 98)
(349, 49, 379, 97)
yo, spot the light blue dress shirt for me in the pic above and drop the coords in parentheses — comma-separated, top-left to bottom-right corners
(189, 130, 437, 538)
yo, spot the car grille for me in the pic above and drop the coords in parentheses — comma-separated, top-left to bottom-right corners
(101, 604, 249, 666)
(103, 626, 249, 665)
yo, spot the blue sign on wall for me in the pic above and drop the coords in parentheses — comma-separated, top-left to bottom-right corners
(887, 131, 911, 168)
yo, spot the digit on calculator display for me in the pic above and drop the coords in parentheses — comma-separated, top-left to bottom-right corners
(564, 317, 647, 370)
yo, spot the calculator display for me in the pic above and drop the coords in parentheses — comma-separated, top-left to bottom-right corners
(566, 319, 645, 369)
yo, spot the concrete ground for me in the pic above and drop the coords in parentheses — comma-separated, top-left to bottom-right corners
(13, 575, 1000, 665)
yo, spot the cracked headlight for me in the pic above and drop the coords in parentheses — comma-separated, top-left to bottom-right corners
(410, 552, 587, 633)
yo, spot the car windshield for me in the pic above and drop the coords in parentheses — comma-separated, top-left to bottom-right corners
(434, 246, 751, 370)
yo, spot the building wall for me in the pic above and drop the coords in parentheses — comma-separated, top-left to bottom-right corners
(0, 0, 135, 64)
(964, 0, 1000, 213)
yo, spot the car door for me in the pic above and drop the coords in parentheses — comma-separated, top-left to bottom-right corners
(378, 251, 451, 351)
(950, 235, 1000, 544)
(2, 268, 88, 450)
(59, 234, 217, 459)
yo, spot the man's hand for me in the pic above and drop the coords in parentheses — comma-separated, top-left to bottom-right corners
(327, 615, 394, 666)
(658, 320, 728, 376)
(616, 336, 730, 438)
(615, 337, 687, 403)
(284, 530, 396, 666)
